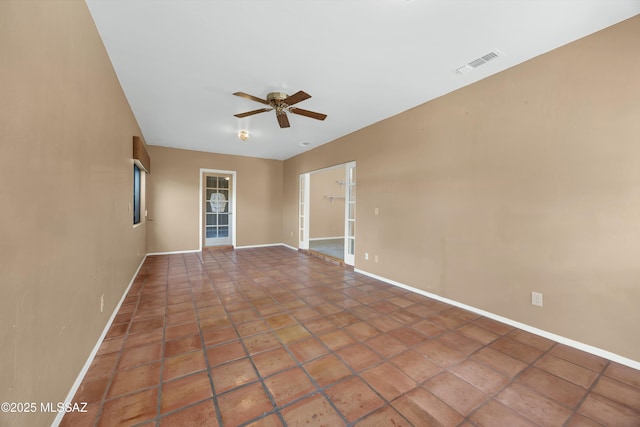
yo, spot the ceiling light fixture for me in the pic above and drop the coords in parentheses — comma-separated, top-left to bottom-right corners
(238, 130, 249, 141)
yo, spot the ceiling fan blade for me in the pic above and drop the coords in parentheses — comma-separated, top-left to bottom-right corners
(283, 91, 311, 106)
(277, 112, 290, 128)
(289, 107, 327, 121)
(234, 108, 272, 118)
(233, 92, 269, 105)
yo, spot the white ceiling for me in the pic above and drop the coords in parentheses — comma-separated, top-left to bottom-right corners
(86, 1, 640, 161)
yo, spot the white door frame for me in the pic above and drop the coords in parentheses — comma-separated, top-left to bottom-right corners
(200, 168, 237, 251)
(299, 173, 310, 250)
(299, 162, 356, 266)
(343, 161, 356, 266)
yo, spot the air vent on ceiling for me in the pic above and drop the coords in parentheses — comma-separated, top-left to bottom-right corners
(456, 50, 503, 74)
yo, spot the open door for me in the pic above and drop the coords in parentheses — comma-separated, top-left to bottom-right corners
(343, 162, 356, 266)
(299, 173, 310, 250)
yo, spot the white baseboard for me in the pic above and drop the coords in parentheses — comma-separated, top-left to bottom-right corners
(51, 255, 148, 427)
(309, 236, 345, 241)
(236, 243, 300, 252)
(146, 249, 200, 256)
(355, 268, 640, 371)
(149, 244, 299, 253)
(236, 243, 286, 249)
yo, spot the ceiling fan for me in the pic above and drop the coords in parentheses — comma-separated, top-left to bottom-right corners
(233, 91, 327, 128)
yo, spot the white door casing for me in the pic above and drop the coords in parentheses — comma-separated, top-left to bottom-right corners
(298, 173, 310, 250)
(343, 161, 356, 266)
(200, 169, 236, 249)
(299, 162, 356, 265)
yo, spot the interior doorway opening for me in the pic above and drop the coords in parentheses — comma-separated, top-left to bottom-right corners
(299, 161, 355, 266)
(200, 168, 236, 250)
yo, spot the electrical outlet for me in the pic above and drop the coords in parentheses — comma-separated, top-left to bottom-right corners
(100, 294, 104, 313)
(374, 255, 379, 263)
(365, 252, 369, 260)
(531, 291, 543, 307)
(374, 207, 379, 216)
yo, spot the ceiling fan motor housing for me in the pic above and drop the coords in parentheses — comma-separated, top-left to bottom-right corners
(267, 92, 288, 103)
(268, 92, 289, 114)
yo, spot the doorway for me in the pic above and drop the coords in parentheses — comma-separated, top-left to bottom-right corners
(299, 161, 356, 266)
(201, 169, 236, 248)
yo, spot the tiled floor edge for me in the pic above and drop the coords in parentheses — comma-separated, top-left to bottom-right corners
(146, 249, 201, 256)
(354, 267, 640, 372)
(236, 243, 297, 250)
(146, 244, 295, 254)
(51, 254, 149, 427)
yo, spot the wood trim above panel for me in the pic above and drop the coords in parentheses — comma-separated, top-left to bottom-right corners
(133, 136, 150, 173)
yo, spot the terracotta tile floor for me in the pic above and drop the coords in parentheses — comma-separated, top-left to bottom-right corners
(60, 246, 640, 426)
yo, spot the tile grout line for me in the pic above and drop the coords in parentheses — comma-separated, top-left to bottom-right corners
(228, 254, 332, 425)
(265, 252, 418, 426)
(153, 257, 170, 424)
(218, 248, 334, 426)
(214, 248, 356, 425)
(268, 251, 384, 425)
(350, 302, 486, 424)
(319, 276, 567, 425)
(290, 254, 480, 424)
(199, 248, 286, 426)
(562, 359, 611, 426)
(73, 247, 640, 426)
(460, 337, 555, 426)
(91, 267, 147, 427)
(209, 249, 613, 426)
(188, 250, 225, 427)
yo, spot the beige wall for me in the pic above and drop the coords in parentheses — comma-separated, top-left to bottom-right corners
(0, 2, 147, 426)
(310, 165, 346, 239)
(2, 10, 638, 427)
(284, 16, 640, 361)
(146, 146, 283, 252)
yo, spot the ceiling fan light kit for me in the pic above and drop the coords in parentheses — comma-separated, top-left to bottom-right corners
(237, 130, 249, 141)
(233, 90, 327, 128)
